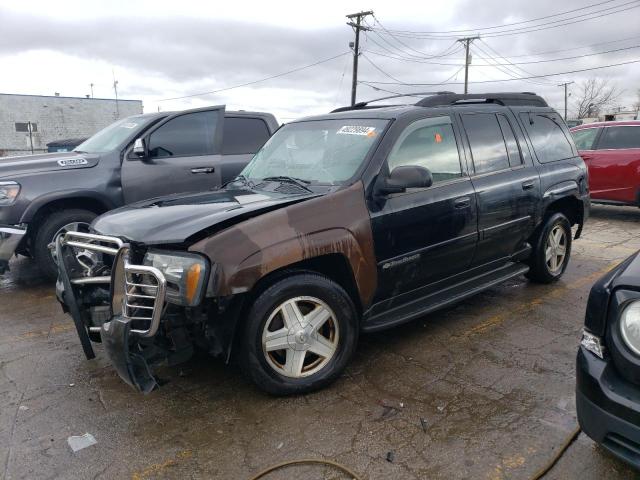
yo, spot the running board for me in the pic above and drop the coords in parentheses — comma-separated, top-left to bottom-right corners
(362, 262, 529, 333)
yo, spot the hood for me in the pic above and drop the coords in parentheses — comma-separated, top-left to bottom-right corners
(0, 151, 100, 179)
(611, 251, 640, 290)
(92, 188, 320, 245)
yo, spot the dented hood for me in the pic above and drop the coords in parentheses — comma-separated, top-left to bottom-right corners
(92, 188, 319, 245)
(0, 151, 100, 179)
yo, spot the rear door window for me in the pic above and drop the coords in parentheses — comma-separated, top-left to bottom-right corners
(222, 117, 271, 155)
(571, 128, 600, 150)
(519, 113, 574, 163)
(597, 126, 640, 149)
(148, 110, 218, 158)
(461, 113, 510, 174)
(387, 117, 463, 184)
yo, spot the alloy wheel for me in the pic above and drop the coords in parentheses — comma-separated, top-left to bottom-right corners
(262, 296, 340, 378)
(545, 224, 567, 274)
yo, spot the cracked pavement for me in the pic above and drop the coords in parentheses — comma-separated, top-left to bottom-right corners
(1, 204, 640, 479)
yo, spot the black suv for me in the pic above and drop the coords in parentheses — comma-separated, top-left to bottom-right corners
(577, 251, 640, 469)
(57, 92, 590, 394)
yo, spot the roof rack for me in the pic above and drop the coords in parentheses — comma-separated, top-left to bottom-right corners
(331, 91, 455, 113)
(415, 92, 548, 107)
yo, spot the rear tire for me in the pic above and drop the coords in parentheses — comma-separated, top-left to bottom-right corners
(33, 209, 97, 280)
(239, 272, 359, 395)
(526, 212, 572, 284)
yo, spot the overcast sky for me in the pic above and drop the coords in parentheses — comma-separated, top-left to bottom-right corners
(0, 0, 639, 121)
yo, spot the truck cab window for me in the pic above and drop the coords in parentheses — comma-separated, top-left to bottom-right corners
(149, 111, 217, 158)
(222, 117, 271, 155)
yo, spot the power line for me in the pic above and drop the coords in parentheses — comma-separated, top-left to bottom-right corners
(360, 58, 640, 86)
(372, 0, 622, 35)
(368, 1, 640, 39)
(157, 52, 349, 102)
(471, 34, 640, 60)
(360, 52, 410, 84)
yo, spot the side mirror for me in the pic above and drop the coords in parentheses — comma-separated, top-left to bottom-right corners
(132, 138, 146, 158)
(377, 165, 433, 195)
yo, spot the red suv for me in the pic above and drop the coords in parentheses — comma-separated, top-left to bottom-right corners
(570, 121, 640, 206)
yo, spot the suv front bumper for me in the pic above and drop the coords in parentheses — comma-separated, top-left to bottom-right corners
(576, 346, 640, 468)
(0, 224, 26, 271)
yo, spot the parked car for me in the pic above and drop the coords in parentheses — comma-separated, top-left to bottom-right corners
(577, 251, 640, 469)
(570, 121, 640, 206)
(0, 106, 278, 277)
(56, 92, 589, 394)
(46, 138, 88, 153)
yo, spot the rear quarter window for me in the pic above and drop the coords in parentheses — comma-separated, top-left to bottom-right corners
(519, 113, 574, 163)
(222, 117, 271, 155)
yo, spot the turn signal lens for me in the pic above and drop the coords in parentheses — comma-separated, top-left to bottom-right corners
(581, 329, 605, 359)
(185, 263, 202, 305)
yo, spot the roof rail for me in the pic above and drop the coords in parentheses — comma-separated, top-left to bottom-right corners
(415, 92, 548, 108)
(331, 91, 454, 113)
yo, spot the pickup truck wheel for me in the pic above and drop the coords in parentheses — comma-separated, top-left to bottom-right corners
(526, 212, 572, 284)
(240, 273, 358, 395)
(34, 209, 96, 280)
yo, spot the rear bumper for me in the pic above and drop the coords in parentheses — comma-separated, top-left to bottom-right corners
(0, 224, 26, 269)
(576, 346, 640, 469)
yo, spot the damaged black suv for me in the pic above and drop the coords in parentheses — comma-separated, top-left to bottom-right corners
(57, 92, 589, 395)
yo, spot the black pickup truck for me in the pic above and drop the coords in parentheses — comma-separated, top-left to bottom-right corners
(57, 92, 589, 394)
(0, 106, 278, 277)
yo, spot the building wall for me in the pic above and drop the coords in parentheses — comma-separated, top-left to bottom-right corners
(0, 94, 143, 156)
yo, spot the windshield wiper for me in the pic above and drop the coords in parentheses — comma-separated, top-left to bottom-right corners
(73, 150, 88, 154)
(221, 174, 253, 189)
(261, 176, 313, 192)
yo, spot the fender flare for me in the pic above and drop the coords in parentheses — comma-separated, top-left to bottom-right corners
(20, 190, 117, 224)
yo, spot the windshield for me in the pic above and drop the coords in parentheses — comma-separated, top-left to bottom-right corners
(241, 118, 388, 185)
(74, 116, 158, 154)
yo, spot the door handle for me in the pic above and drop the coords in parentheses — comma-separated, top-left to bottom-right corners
(191, 167, 215, 174)
(454, 196, 471, 209)
(522, 181, 535, 191)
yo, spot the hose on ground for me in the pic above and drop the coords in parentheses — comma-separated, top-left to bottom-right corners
(248, 426, 582, 480)
(248, 458, 363, 480)
(529, 426, 582, 480)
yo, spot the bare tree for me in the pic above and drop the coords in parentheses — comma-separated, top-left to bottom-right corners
(572, 78, 622, 118)
(635, 89, 640, 110)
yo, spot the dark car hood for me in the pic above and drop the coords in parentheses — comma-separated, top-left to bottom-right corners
(92, 188, 320, 245)
(611, 251, 640, 290)
(0, 151, 100, 179)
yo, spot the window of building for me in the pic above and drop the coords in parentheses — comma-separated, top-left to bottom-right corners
(15, 122, 37, 133)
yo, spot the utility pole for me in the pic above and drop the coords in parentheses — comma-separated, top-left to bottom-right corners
(458, 36, 479, 94)
(346, 11, 373, 106)
(27, 121, 34, 154)
(558, 81, 574, 120)
(90, 83, 94, 98)
(112, 70, 120, 119)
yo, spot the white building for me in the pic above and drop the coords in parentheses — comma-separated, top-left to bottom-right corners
(0, 93, 143, 156)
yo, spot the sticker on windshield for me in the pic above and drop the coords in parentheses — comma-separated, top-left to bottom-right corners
(120, 123, 138, 129)
(337, 125, 377, 137)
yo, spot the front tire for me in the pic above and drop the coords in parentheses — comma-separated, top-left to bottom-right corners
(239, 272, 359, 395)
(526, 212, 572, 284)
(33, 209, 97, 280)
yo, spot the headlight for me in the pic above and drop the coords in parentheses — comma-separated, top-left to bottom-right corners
(143, 250, 208, 306)
(0, 181, 20, 206)
(620, 300, 640, 356)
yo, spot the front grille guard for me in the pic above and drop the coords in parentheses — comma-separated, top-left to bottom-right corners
(61, 231, 166, 338)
